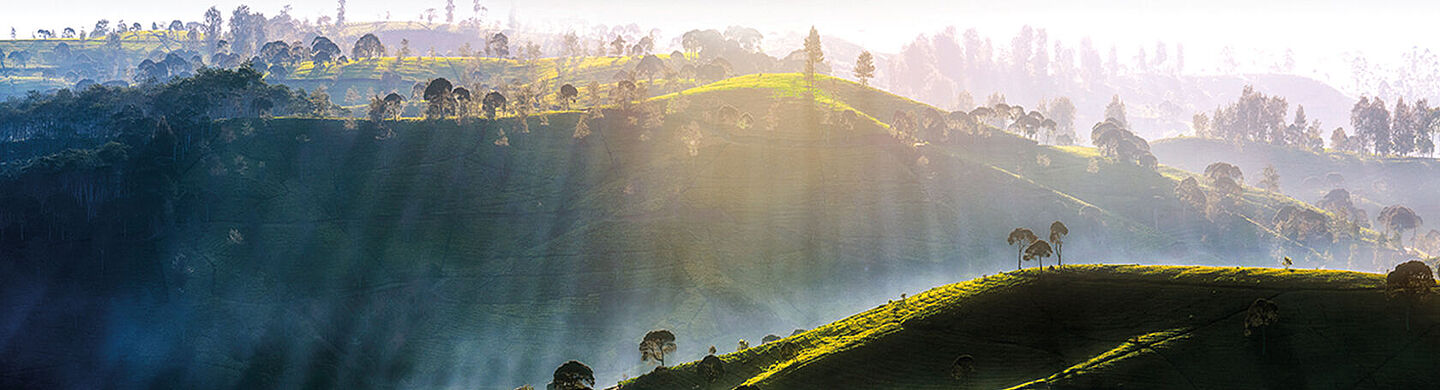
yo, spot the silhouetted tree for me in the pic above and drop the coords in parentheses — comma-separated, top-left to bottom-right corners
(1024, 240, 1053, 267)
(1318, 188, 1355, 222)
(1007, 228, 1038, 270)
(854, 50, 875, 87)
(487, 33, 509, 58)
(1204, 162, 1244, 191)
(1243, 298, 1279, 355)
(609, 35, 627, 56)
(559, 84, 579, 109)
(640, 330, 677, 367)
(423, 78, 455, 118)
(1378, 205, 1423, 247)
(1049, 221, 1068, 266)
(761, 334, 781, 344)
(482, 91, 507, 119)
(352, 33, 385, 58)
(1386, 260, 1434, 331)
(383, 93, 405, 119)
(550, 360, 594, 390)
(1091, 118, 1150, 164)
(697, 355, 725, 382)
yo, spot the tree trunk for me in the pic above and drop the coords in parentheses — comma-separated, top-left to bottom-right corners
(1017, 245, 1023, 270)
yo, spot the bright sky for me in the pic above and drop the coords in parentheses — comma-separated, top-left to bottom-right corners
(6, 0, 1438, 90)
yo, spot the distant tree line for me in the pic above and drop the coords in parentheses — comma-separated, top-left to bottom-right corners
(1192, 85, 1325, 151)
(1192, 86, 1438, 157)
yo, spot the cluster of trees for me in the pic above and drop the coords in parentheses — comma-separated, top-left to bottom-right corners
(1197, 87, 1440, 157)
(1005, 221, 1068, 270)
(1333, 96, 1437, 157)
(1090, 97, 1155, 169)
(0, 66, 342, 158)
(1173, 161, 1253, 230)
(1193, 85, 1325, 151)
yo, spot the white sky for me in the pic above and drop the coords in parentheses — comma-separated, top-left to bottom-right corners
(5, 0, 1438, 92)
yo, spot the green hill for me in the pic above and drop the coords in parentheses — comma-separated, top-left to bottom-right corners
(616, 264, 1438, 389)
(0, 73, 1383, 389)
(1152, 138, 1440, 259)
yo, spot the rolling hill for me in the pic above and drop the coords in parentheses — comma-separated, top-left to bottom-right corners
(0, 73, 1384, 389)
(1152, 137, 1440, 258)
(615, 264, 1438, 389)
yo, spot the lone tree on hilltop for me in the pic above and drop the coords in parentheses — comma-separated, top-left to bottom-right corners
(1243, 298, 1279, 355)
(1386, 260, 1435, 331)
(854, 50, 875, 86)
(1049, 221, 1069, 266)
(1024, 240, 1053, 268)
(550, 360, 595, 390)
(639, 330, 677, 367)
(1007, 228, 1039, 270)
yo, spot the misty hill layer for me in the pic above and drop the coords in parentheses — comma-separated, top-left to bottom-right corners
(617, 264, 1438, 389)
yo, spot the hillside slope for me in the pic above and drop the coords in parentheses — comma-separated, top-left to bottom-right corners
(617, 265, 1438, 389)
(0, 74, 1374, 389)
(1152, 138, 1440, 258)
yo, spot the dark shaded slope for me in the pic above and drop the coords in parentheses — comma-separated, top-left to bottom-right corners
(618, 265, 1437, 390)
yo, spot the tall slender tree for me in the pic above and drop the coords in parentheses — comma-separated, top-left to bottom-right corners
(803, 26, 824, 85)
(1049, 221, 1068, 266)
(853, 50, 875, 87)
(1007, 228, 1038, 270)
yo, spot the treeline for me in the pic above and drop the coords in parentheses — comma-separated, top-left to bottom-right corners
(887, 26, 1187, 122)
(0, 66, 341, 160)
(1192, 85, 1437, 157)
(1191, 85, 1325, 151)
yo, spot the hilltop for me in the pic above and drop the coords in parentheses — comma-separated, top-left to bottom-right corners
(0, 73, 1386, 389)
(617, 264, 1438, 389)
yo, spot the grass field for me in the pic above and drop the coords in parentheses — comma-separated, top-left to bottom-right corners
(618, 264, 1436, 389)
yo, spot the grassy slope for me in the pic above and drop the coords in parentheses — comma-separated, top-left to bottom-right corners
(1152, 137, 1440, 223)
(155, 74, 971, 388)
(22, 74, 1370, 388)
(618, 264, 1440, 389)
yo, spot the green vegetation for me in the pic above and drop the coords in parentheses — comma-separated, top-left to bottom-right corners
(1153, 137, 1440, 263)
(0, 69, 1398, 389)
(618, 264, 1439, 389)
